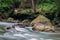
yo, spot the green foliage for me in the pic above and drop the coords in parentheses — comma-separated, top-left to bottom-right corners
(36, 0, 60, 26)
(18, 0, 27, 2)
(0, 0, 13, 8)
(0, 0, 26, 8)
(36, 0, 57, 13)
(54, 18, 60, 23)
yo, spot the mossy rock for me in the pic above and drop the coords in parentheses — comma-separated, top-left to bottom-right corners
(22, 19, 31, 26)
(7, 18, 16, 23)
(14, 9, 30, 14)
(31, 15, 52, 26)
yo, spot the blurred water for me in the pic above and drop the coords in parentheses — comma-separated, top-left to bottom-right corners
(0, 22, 60, 40)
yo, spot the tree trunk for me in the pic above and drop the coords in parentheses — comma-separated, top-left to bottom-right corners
(31, 0, 36, 13)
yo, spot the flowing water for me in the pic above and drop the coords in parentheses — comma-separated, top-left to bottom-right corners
(0, 22, 60, 40)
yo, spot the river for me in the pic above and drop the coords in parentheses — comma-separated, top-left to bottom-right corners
(0, 22, 60, 40)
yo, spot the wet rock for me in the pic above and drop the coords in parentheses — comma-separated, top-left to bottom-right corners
(11, 23, 28, 32)
(12, 23, 26, 28)
(32, 23, 55, 32)
(6, 27, 11, 30)
(4, 26, 12, 31)
(22, 19, 31, 26)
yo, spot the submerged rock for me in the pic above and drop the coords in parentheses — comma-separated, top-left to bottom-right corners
(32, 23, 55, 32)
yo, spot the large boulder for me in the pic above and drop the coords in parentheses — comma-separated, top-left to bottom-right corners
(31, 15, 52, 26)
(32, 23, 55, 32)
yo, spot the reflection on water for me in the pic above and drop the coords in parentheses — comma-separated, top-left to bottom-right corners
(0, 22, 60, 40)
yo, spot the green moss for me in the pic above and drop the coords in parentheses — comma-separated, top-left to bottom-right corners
(14, 9, 31, 14)
(7, 17, 14, 22)
(31, 15, 52, 25)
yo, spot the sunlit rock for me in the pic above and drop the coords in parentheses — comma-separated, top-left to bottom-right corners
(32, 23, 55, 32)
(32, 23, 45, 31)
(31, 15, 52, 26)
(44, 25, 55, 32)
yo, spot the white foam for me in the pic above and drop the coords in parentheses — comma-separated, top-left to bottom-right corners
(15, 26, 25, 31)
(29, 38, 37, 40)
(15, 26, 28, 32)
(40, 38, 53, 40)
(24, 33, 34, 37)
(45, 39, 53, 40)
(40, 38, 45, 40)
(24, 33, 30, 35)
(13, 34, 25, 37)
